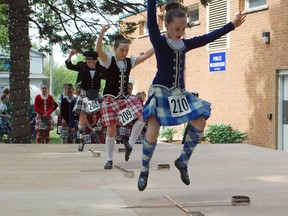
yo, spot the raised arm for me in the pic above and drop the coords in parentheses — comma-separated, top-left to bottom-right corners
(147, 0, 162, 47)
(65, 49, 80, 71)
(96, 25, 109, 63)
(66, 49, 77, 62)
(135, 48, 154, 66)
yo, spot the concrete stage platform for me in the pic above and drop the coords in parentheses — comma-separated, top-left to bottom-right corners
(0, 143, 288, 216)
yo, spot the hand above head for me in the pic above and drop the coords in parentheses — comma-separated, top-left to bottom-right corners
(69, 49, 77, 57)
(101, 24, 110, 34)
(232, 11, 246, 28)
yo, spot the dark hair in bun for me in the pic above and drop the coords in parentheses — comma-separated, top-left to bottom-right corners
(164, 1, 186, 23)
(165, 2, 181, 12)
(114, 34, 130, 48)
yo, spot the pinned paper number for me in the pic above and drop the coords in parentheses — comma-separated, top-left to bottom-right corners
(118, 108, 134, 126)
(39, 122, 47, 130)
(85, 135, 91, 143)
(168, 95, 191, 117)
(85, 100, 100, 114)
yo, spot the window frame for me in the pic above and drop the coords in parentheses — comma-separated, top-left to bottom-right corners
(245, 0, 268, 12)
(138, 20, 148, 37)
(187, 4, 200, 27)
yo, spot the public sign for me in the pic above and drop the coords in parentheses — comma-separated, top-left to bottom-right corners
(209, 52, 226, 72)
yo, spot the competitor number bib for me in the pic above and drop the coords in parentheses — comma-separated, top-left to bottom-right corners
(168, 95, 191, 117)
(118, 107, 134, 126)
(85, 100, 101, 114)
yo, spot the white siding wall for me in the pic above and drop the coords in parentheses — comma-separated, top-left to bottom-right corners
(0, 49, 47, 89)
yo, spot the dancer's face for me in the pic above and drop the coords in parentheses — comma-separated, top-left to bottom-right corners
(165, 16, 187, 40)
(86, 60, 97, 69)
(41, 85, 48, 95)
(114, 43, 129, 61)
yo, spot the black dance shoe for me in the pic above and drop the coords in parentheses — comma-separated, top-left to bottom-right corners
(174, 158, 190, 185)
(124, 140, 133, 162)
(104, 160, 113, 169)
(78, 141, 85, 152)
(137, 172, 149, 191)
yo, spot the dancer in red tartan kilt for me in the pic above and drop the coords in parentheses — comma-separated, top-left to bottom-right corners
(96, 24, 154, 169)
(34, 84, 54, 144)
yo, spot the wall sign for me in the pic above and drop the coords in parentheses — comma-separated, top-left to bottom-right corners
(209, 52, 226, 72)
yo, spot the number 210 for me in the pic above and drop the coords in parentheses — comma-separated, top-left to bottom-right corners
(170, 98, 189, 113)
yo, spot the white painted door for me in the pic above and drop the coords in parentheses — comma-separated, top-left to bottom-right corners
(283, 76, 288, 151)
(278, 71, 288, 151)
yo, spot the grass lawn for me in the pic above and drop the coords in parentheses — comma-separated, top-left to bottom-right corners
(49, 127, 61, 144)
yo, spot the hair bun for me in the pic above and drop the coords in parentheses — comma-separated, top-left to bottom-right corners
(114, 34, 125, 41)
(165, 2, 181, 12)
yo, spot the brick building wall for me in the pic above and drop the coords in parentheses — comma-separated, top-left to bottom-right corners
(122, 0, 288, 149)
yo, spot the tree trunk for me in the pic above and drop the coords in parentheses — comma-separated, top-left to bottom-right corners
(8, 0, 31, 143)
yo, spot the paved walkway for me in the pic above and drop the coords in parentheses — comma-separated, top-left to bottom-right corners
(0, 143, 288, 216)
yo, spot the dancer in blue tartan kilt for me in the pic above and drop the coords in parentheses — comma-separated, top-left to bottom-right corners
(138, 0, 246, 191)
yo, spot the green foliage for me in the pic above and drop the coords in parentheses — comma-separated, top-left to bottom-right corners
(160, 127, 177, 142)
(43, 61, 77, 97)
(0, 4, 8, 49)
(0, 1, 146, 53)
(28, 0, 146, 53)
(43, 59, 106, 98)
(204, 123, 249, 144)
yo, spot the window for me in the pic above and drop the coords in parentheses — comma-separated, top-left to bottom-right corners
(208, 0, 228, 50)
(139, 15, 164, 36)
(246, 0, 267, 10)
(139, 20, 148, 36)
(187, 5, 199, 26)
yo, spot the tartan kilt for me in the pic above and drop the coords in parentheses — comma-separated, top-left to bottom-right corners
(101, 96, 143, 127)
(142, 86, 211, 126)
(35, 114, 54, 131)
(0, 118, 11, 134)
(73, 90, 100, 114)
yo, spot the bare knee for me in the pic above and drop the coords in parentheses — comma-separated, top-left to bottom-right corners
(106, 125, 116, 137)
(79, 112, 87, 125)
(145, 115, 160, 143)
(189, 117, 206, 131)
(146, 129, 159, 143)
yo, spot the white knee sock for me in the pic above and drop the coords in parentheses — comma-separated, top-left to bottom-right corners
(105, 136, 115, 161)
(129, 120, 145, 147)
